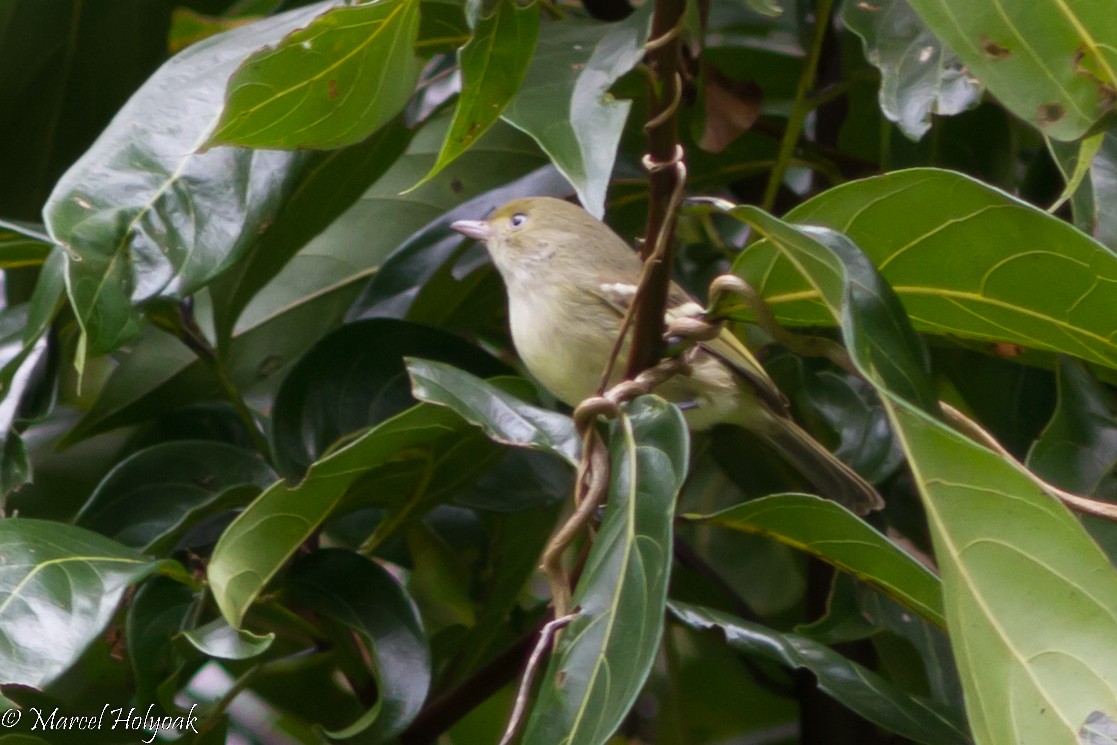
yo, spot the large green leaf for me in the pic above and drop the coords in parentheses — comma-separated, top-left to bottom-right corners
(671, 602, 971, 745)
(733, 169, 1117, 371)
(688, 494, 944, 627)
(523, 397, 687, 745)
(0, 520, 185, 687)
(286, 550, 430, 740)
(502, 8, 650, 218)
(730, 202, 1117, 745)
(60, 115, 554, 447)
(208, 403, 496, 627)
(208, 0, 421, 150)
(842, 0, 983, 140)
(43, 2, 337, 355)
(421, 0, 539, 183)
(406, 358, 581, 466)
(904, 0, 1117, 140)
(75, 440, 275, 553)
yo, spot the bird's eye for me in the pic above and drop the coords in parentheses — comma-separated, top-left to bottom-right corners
(509, 213, 527, 228)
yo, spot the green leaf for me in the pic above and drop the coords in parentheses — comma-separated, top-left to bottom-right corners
(1027, 358, 1117, 496)
(0, 307, 54, 498)
(286, 549, 430, 740)
(208, 403, 495, 627)
(0, 520, 185, 687)
(422, 0, 539, 183)
(523, 397, 687, 745)
(406, 358, 581, 466)
(842, 0, 983, 140)
(208, 0, 421, 150)
(904, 0, 1117, 140)
(75, 440, 275, 553)
(271, 320, 508, 480)
(61, 116, 552, 447)
(126, 577, 197, 707)
(210, 117, 413, 342)
(687, 493, 945, 627)
(734, 201, 1117, 745)
(0, 221, 51, 269)
(503, 8, 651, 218)
(179, 617, 275, 660)
(43, 3, 337, 356)
(733, 169, 1117, 372)
(670, 602, 972, 745)
(1051, 132, 1117, 252)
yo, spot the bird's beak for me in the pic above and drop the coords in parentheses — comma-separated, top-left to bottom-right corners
(450, 219, 492, 241)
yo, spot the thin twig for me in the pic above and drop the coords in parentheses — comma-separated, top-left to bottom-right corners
(498, 613, 578, 745)
(942, 403, 1117, 521)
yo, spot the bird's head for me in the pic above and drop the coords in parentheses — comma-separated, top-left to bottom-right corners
(451, 197, 636, 283)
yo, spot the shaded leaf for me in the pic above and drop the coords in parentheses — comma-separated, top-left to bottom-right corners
(1051, 132, 1117, 253)
(1027, 358, 1117, 497)
(0, 221, 51, 270)
(43, 3, 335, 355)
(271, 320, 508, 480)
(209, 0, 421, 149)
(688, 493, 944, 627)
(670, 602, 971, 745)
(75, 440, 275, 553)
(286, 549, 430, 740)
(1081, 712, 1117, 745)
(0, 520, 186, 687)
(407, 358, 581, 465)
(208, 403, 496, 627)
(843, 0, 983, 140)
(0, 307, 53, 498)
(732, 169, 1117, 372)
(422, 0, 539, 182)
(904, 0, 1117, 140)
(179, 617, 274, 660)
(523, 397, 687, 744)
(503, 8, 651, 217)
(126, 576, 196, 707)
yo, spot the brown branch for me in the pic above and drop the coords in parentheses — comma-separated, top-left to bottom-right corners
(624, 0, 688, 379)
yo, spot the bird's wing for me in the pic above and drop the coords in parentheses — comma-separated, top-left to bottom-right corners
(587, 280, 788, 413)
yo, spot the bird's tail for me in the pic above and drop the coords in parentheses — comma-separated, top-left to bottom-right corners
(761, 415, 884, 515)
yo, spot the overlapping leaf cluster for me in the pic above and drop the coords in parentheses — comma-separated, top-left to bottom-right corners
(1, 0, 1116, 743)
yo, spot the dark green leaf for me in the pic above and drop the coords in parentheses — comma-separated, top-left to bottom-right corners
(208, 403, 494, 627)
(670, 602, 971, 745)
(733, 169, 1117, 372)
(0, 307, 53, 498)
(43, 3, 335, 355)
(905, 0, 1117, 140)
(842, 0, 983, 140)
(503, 8, 651, 217)
(75, 440, 274, 553)
(286, 549, 430, 740)
(687, 493, 945, 627)
(0, 520, 186, 687)
(453, 449, 571, 512)
(0, 221, 50, 269)
(1027, 358, 1117, 496)
(407, 358, 581, 465)
(422, 0, 539, 182)
(524, 397, 687, 745)
(179, 617, 274, 660)
(126, 576, 196, 707)
(208, 0, 421, 149)
(270, 319, 508, 480)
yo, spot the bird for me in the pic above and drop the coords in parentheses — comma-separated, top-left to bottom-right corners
(451, 196, 883, 514)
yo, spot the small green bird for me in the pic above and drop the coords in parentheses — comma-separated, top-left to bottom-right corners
(452, 197, 883, 514)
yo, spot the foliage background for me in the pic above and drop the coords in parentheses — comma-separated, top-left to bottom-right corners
(1, 0, 1117, 743)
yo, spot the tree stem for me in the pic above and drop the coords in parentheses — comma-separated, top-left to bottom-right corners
(624, 0, 688, 379)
